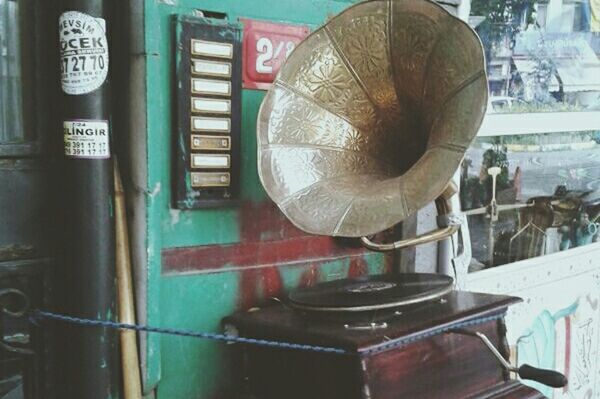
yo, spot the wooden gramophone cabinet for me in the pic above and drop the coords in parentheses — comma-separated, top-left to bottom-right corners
(225, 291, 547, 399)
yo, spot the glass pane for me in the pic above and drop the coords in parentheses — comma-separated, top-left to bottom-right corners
(0, 0, 24, 144)
(461, 131, 600, 271)
(471, 0, 600, 113)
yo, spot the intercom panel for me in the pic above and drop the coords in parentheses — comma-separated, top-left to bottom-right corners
(173, 16, 242, 209)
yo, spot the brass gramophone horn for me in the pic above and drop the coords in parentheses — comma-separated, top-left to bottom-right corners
(257, 0, 488, 250)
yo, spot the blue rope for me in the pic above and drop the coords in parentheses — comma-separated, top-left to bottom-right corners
(29, 310, 503, 357)
(29, 310, 348, 355)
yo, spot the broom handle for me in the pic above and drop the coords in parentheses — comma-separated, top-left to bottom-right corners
(114, 159, 143, 399)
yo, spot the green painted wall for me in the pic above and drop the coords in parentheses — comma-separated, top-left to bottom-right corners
(143, 1, 387, 397)
(158, 259, 387, 398)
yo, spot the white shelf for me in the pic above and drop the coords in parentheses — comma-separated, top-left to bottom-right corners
(478, 111, 600, 136)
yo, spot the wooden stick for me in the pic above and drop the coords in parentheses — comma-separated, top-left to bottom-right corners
(114, 158, 143, 399)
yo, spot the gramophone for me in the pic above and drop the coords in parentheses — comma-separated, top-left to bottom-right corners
(225, 1, 567, 398)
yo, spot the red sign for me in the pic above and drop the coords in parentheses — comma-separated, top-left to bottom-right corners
(240, 19, 310, 90)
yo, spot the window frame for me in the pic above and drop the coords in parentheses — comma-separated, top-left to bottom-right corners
(0, 0, 45, 157)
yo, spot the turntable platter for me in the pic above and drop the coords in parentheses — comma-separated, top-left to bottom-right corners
(288, 273, 453, 312)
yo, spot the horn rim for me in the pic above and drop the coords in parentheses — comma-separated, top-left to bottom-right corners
(257, 0, 489, 237)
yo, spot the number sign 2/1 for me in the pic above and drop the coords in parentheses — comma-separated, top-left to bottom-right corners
(240, 19, 309, 90)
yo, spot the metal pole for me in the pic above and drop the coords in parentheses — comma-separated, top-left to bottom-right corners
(57, 0, 118, 397)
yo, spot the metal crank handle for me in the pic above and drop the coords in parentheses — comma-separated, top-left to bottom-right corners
(452, 329, 568, 388)
(516, 364, 568, 388)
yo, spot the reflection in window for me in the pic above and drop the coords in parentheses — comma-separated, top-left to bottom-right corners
(0, 0, 24, 143)
(471, 0, 600, 113)
(461, 131, 600, 271)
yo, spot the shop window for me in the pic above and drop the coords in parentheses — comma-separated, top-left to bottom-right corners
(464, 0, 600, 271)
(462, 130, 599, 271)
(471, 0, 600, 113)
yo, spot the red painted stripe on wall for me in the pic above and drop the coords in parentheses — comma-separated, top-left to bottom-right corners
(162, 236, 368, 273)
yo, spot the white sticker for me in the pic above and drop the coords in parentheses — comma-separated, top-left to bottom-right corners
(63, 120, 110, 159)
(59, 11, 109, 95)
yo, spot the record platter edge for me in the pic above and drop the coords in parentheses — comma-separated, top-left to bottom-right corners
(286, 273, 454, 313)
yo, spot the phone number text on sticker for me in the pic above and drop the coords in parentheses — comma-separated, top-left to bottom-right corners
(59, 11, 109, 95)
(63, 120, 110, 159)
